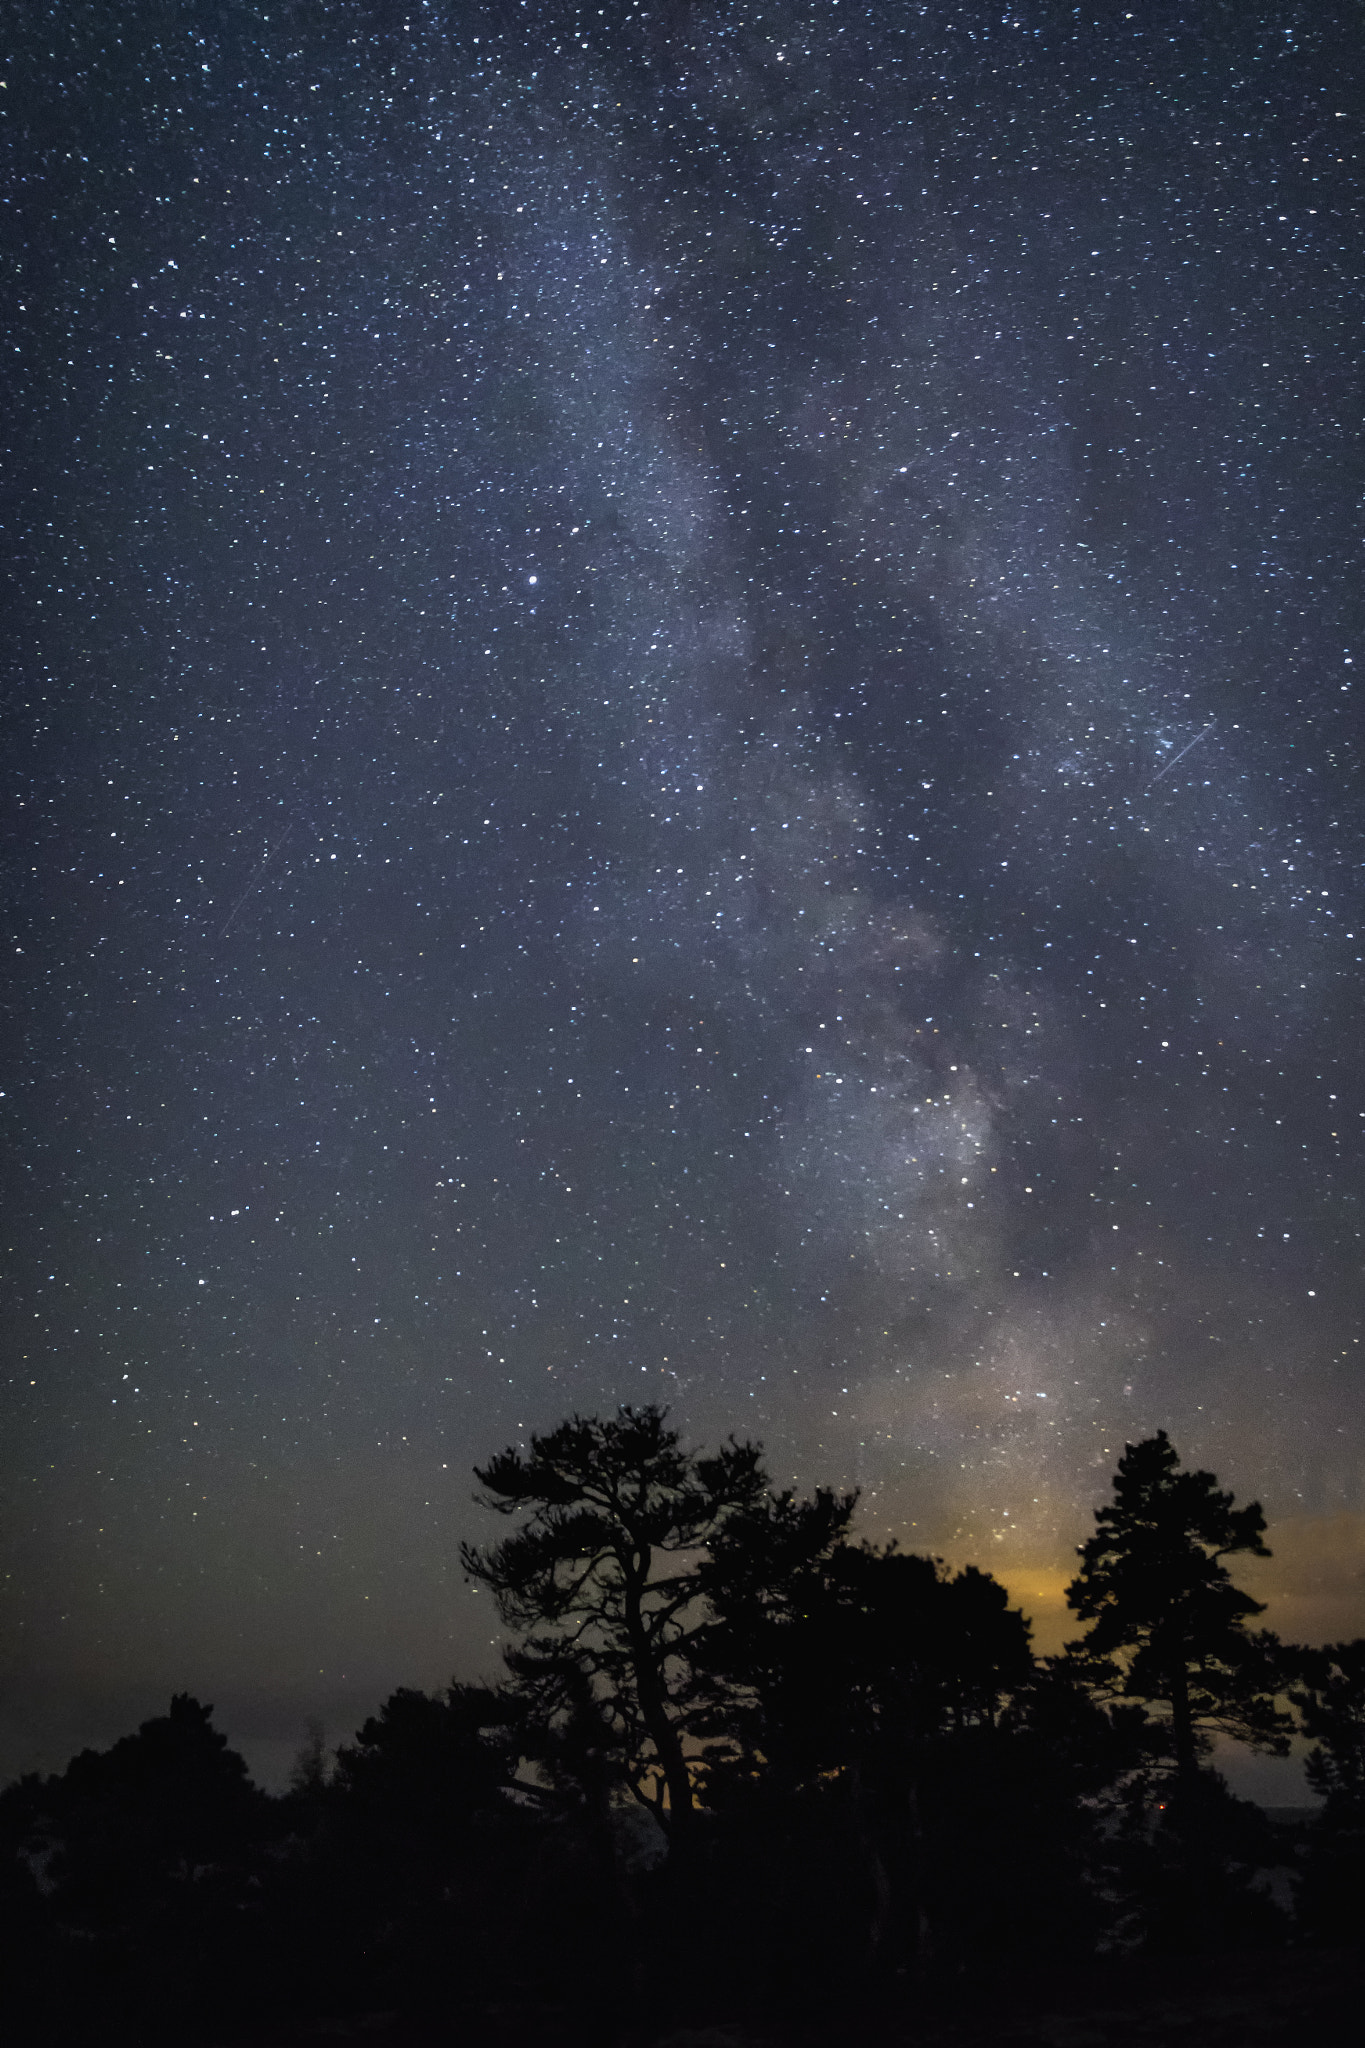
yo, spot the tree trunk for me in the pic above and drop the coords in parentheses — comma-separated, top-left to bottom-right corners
(623, 1558, 694, 1837)
(1169, 1665, 1198, 1795)
(846, 1762, 892, 1964)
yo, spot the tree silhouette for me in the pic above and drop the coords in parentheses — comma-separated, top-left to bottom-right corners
(288, 1718, 331, 1802)
(16, 1693, 267, 1920)
(693, 1483, 858, 1783)
(461, 1404, 766, 1835)
(1066, 1432, 1291, 1792)
(9, 1433, 1365, 2030)
(0, 1695, 274, 2040)
(701, 1501, 1034, 1786)
(330, 1682, 521, 1881)
(1288, 1640, 1365, 1945)
(1290, 1639, 1365, 1810)
(696, 1494, 1042, 1978)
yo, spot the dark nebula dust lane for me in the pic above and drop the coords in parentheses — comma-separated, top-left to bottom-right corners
(3, 1, 1362, 1784)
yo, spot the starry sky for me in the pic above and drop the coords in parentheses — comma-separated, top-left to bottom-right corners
(4, 1, 1363, 1790)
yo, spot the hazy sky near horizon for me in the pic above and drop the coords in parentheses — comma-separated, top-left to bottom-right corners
(3, 0, 1362, 1791)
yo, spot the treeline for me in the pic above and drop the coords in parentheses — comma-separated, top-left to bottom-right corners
(3, 1411, 1363, 2044)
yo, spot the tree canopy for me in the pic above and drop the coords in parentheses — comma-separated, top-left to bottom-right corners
(700, 1495, 1034, 1790)
(1290, 1640, 1365, 1810)
(1065, 1430, 1291, 1786)
(9, 1420, 1365, 2041)
(460, 1404, 767, 1832)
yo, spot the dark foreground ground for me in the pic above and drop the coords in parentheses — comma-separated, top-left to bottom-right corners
(212, 1947, 1363, 2048)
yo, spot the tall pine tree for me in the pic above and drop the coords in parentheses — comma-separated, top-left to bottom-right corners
(1065, 1432, 1290, 1791)
(462, 1405, 765, 1834)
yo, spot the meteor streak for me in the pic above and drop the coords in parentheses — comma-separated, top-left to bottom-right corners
(1147, 720, 1215, 790)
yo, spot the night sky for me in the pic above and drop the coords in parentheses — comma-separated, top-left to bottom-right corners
(4, 2, 1363, 1791)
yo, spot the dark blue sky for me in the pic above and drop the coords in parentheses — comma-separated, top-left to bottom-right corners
(3, 0, 1361, 1788)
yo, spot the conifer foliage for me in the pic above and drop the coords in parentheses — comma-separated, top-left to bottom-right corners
(460, 1404, 767, 1833)
(1065, 1430, 1291, 1785)
(8, 1416, 1365, 2044)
